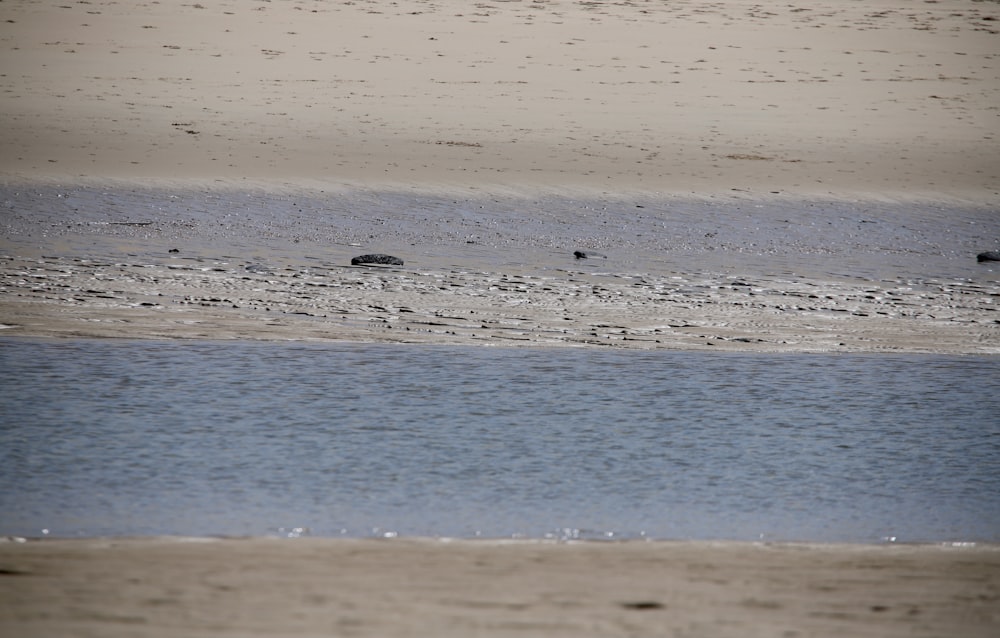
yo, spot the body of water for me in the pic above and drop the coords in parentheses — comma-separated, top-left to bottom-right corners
(1, 338, 998, 542)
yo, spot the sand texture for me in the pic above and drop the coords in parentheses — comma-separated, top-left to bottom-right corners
(2, 0, 999, 351)
(1, 538, 998, 638)
(1, 0, 998, 200)
(2, 184, 998, 353)
(3, 242, 999, 353)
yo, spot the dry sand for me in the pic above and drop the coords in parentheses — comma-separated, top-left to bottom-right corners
(1, 537, 998, 638)
(2, 2, 1000, 637)
(1, 0, 998, 200)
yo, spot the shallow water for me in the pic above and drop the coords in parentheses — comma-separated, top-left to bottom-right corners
(2, 184, 997, 285)
(1, 338, 998, 542)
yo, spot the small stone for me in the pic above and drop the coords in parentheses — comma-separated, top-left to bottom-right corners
(351, 254, 404, 266)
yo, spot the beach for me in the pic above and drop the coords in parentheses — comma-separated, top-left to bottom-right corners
(2, 183, 998, 353)
(1, 0, 998, 353)
(2, 1, 1000, 636)
(1, 0, 998, 198)
(1, 537, 998, 638)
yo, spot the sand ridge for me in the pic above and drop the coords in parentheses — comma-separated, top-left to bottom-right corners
(2, 250, 998, 353)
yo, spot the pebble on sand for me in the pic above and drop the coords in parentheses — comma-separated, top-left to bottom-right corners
(351, 254, 404, 266)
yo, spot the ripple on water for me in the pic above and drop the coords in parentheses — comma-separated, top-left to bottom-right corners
(0, 338, 998, 542)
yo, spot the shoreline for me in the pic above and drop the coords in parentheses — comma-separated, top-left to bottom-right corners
(3, 173, 999, 208)
(4, 533, 997, 547)
(2, 182, 997, 355)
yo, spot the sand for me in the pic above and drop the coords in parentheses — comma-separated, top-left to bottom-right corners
(0, 537, 998, 638)
(1, 0, 998, 352)
(3, 182, 999, 353)
(2, 2, 1000, 636)
(2, 0, 999, 353)
(1, 0, 998, 200)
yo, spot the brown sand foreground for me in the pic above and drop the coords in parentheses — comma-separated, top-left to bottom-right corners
(0, 537, 997, 638)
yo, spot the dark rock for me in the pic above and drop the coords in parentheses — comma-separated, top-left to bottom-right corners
(574, 250, 607, 260)
(977, 251, 1000, 263)
(168, 248, 180, 253)
(351, 254, 404, 266)
(574, 250, 588, 259)
(620, 601, 664, 611)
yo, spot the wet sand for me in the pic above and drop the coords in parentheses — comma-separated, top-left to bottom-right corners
(2, 183, 998, 353)
(1, 537, 998, 638)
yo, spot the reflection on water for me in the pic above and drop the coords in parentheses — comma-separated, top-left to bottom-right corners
(1, 338, 998, 542)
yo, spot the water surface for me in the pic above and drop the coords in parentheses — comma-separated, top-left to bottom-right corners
(1, 338, 998, 542)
